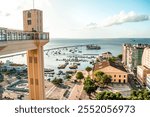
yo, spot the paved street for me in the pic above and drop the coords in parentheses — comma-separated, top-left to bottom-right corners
(128, 74, 142, 90)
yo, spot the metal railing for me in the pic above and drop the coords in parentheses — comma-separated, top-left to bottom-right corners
(0, 27, 49, 41)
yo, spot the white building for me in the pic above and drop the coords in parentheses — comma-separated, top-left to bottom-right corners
(137, 47, 150, 85)
(142, 47, 150, 69)
(146, 74, 150, 90)
(102, 52, 112, 59)
(137, 66, 150, 85)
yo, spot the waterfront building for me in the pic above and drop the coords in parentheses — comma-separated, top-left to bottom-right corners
(122, 43, 131, 66)
(137, 66, 150, 85)
(146, 74, 150, 90)
(102, 52, 112, 59)
(132, 44, 145, 71)
(122, 44, 148, 72)
(142, 47, 150, 69)
(126, 45, 132, 71)
(137, 47, 150, 85)
(93, 61, 128, 83)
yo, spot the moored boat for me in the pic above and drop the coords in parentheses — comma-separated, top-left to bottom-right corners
(86, 44, 101, 50)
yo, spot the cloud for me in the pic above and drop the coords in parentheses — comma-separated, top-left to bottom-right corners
(5, 13, 11, 17)
(85, 11, 150, 29)
(17, 6, 22, 10)
(0, 11, 11, 17)
(86, 22, 98, 29)
(101, 11, 150, 27)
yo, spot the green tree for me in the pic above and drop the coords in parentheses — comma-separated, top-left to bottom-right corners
(129, 89, 150, 100)
(65, 74, 71, 80)
(76, 72, 84, 81)
(117, 54, 122, 60)
(52, 78, 63, 86)
(83, 76, 97, 96)
(94, 71, 112, 87)
(96, 91, 124, 100)
(108, 57, 116, 62)
(0, 73, 4, 82)
(85, 66, 92, 75)
(103, 74, 112, 85)
(0, 85, 4, 99)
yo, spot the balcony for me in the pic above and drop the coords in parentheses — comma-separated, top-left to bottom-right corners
(0, 27, 49, 56)
(0, 27, 49, 41)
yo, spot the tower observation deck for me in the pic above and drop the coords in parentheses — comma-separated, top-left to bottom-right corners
(0, 9, 49, 100)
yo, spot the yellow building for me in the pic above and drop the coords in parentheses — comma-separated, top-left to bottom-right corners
(23, 9, 47, 100)
(23, 9, 43, 32)
(0, 8, 49, 100)
(93, 61, 128, 83)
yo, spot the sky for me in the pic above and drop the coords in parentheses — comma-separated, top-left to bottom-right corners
(0, 0, 150, 38)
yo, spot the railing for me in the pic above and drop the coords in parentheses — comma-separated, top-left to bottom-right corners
(0, 27, 49, 41)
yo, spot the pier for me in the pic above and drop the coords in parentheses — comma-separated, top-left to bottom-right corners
(0, 44, 99, 59)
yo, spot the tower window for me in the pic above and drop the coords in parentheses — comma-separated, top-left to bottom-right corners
(27, 20, 32, 25)
(27, 12, 31, 18)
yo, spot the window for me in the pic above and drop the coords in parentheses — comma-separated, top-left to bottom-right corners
(30, 78, 33, 85)
(29, 57, 32, 63)
(114, 75, 116, 77)
(119, 75, 121, 78)
(34, 57, 37, 63)
(35, 79, 38, 85)
(0, 29, 7, 41)
(124, 75, 126, 78)
(27, 12, 31, 18)
(27, 20, 32, 25)
(114, 79, 116, 82)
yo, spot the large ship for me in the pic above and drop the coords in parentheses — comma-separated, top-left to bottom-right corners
(86, 44, 101, 50)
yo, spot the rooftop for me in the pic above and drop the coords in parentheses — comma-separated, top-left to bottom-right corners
(123, 43, 150, 48)
(102, 51, 112, 54)
(94, 61, 127, 72)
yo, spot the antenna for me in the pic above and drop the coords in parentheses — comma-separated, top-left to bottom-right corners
(33, 0, 35, 9)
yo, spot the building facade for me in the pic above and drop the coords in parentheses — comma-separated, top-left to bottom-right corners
(23, 9, 43, 32)
(132, 46, 145, 71)
(93, 61, 128, 83)
(122, 44, 148, 72)
(142, 47, 150, 69)
(137, 47, 150, 85)
(122, 44, 131, 66)
(146, 74, 150, 90)
(23, 9, 48, 100)
(102, 52, 112, 59)
(137, 66, 150, 85)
